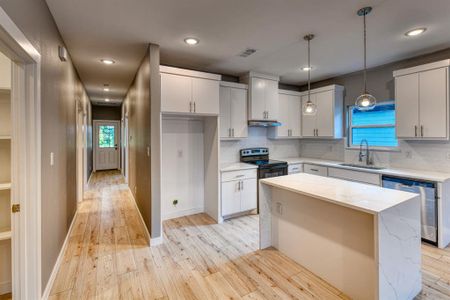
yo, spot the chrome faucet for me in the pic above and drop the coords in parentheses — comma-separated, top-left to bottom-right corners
(358, 139, 372, 165)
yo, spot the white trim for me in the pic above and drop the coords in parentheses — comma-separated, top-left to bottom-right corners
(41, 211, 77, 300)
(127, 187, 152, 242)
(300, 84, 344, 96)
(240, 71, 279, 81)
(279, 89, 301, 96)
(0, 6, 42, 299)
(162, 207, 205, 221)
(219, 81, 248, 89)
(159, 65, 221, 81)
(393, 59, 450, 77)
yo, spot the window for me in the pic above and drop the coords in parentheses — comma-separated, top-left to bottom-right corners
(348, 102, 398, 148)
(98, 125, 115, 148)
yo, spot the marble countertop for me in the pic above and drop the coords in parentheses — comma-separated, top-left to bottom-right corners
(274, 156, 450, 182)
(220, 162, 258, 172)
(260, 173, 418, 215)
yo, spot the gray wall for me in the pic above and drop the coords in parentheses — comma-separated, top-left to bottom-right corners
(92, 105, 121, 120)
(0, 0, 89, 291)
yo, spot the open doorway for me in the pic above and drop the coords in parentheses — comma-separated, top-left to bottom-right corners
(0, 7, 42, 299)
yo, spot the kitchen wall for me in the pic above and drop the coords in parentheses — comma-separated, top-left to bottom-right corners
(92, 104, 121, 120)
(300, 48, 450, 172)
(220, 127, 301, 163)
(0, 0, 90, 291)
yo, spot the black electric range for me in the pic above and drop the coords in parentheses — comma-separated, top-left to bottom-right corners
(240, 148, 288, 179)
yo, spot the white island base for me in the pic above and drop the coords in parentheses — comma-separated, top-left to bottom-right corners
(259, 174, 422, 300)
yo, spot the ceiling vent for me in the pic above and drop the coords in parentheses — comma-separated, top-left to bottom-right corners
(238, 48, 257, 57)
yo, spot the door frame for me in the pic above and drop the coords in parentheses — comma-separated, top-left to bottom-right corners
(75, 98, 85, 203)
(93, 120, 121, 171)
(0, 7, 42, 299)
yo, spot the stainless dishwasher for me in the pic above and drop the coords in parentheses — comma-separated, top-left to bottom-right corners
(382, 175, 438, 245)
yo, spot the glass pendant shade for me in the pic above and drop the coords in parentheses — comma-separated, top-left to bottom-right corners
(355, 93, 376, 110)
(303, 99, 317, 115)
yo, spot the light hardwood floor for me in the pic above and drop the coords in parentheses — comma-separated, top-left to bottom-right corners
(48, 170, 450, 299)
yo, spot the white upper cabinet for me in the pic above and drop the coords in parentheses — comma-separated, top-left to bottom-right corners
(241, 72, 279, 121)
(300, 85, 344, 139)
(219, 82, 248, 139)
(160, 66, 220, 115)
(268, 90, 301, 139)
(394, 60, 450, 140)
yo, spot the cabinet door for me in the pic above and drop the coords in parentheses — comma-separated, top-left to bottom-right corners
(277, 93, 290, 137)
(221, 181, 241, 216)
(396, 73, 419, 138)
(249, 77, 266, 119)
(230, 88, 248, 138)
(219, 86, 231, 138)
(315, 90, 334, 137)
(161, 73, 192, 113)
(240, 178, 257, 212)
(192, 77, 219, 114)
(301, 94, 316, 137)
(288, 94, 301, 137)
(265, 79, 279, 120)
(419, 68, 448, 138)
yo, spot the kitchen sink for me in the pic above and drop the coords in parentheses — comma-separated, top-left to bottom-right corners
(339, 163, 385, 170)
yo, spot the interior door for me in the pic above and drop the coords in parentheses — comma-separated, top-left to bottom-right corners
(192, 77, 219, 114)
(301, 94, 316, 137)
(219, 86, 231, 138)
(95, 121, 120, 170)
(315, 90, 334, 137)
(230, 87, 248, 138)
(161, 73, 191, 113)
(396, 73, 419, 138)
(419, 68, 448, 138)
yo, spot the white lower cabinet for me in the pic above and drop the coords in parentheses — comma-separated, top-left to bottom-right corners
(288, 163, 302, 174)
(303, 164, 328, 176)
(328, 167, 381, 186)
(221, 169, 257, 217)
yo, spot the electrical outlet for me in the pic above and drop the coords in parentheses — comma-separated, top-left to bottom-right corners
(276, 202, 283, 215)
(173, 199, 178, 206)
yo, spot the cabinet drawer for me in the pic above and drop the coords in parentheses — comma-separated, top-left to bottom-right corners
(328, 167, 381, 186)
(303, 164, 328, 177)
(222, 169, 257, 182)
(288, 163, 303, 174)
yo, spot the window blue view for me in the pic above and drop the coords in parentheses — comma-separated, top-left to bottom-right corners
(350, 103, 398, 147)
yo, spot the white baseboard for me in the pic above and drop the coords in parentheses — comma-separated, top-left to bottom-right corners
(41, 212, 77, 300)
(0, 280, 11, 295)
(162, 207, 204, 221)
(150, 236, 163, 246)
(127, 189, 152, 242)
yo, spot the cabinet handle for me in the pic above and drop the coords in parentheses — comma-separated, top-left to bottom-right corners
(237, 181, 241, 191)
(316, 129, 319, 136)
(266, 111, 269, 119)
(421, 125, 424, 137)
(292, 168, 298, 171)
(235, 175, 245, 178)
(189, 102, 192, 112)
(194, 101, 196, 113)
(232, 128, 235, 137)
(310, 168, 319, 172)
(414, 125, 418, 137)
(241, 181, 244, 190)
(228, 128, 231, 137)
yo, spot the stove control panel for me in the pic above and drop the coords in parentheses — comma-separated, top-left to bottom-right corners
(240, 148, 268, 157)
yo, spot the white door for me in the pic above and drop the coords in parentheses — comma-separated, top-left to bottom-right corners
(250, 77, 266, 119)
(161, 73, 191, 113)
(219, 86, 231, 138)
(95, 121, 120, 170)
(315, 90, 334, 137)
(419, 68, 448, 138)
(221, 181, 241, 216)
(277, 93, 290, 137)
(301, 94, 316, 137)
(240, 178, 257, 211)
(264, 79, 278, 120)
(396, 73, 419, 138)
(192, 77, 219, 114)
(230, 87, 248, 138)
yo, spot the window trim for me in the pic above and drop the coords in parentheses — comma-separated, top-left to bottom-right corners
(346, 101, 400, 152)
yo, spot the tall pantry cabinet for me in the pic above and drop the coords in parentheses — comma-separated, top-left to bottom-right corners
(0, 52, 12, 298)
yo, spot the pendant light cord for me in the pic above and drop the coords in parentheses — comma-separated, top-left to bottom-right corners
(363, 12, 367, 93)
(308, 37, 311, 102)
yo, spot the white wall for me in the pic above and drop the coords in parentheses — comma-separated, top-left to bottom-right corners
(300, 139, 450, 173)
(161, 118, 205, 220)
(220, 127, 301, 163)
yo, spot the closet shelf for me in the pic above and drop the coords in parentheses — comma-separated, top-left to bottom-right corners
(0, 229, 11, 241)
(0, 183, 11, 191)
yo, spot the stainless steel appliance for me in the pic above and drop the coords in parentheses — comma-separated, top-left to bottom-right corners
(382, 175, 438, 245)
(240, 148, 288, 179)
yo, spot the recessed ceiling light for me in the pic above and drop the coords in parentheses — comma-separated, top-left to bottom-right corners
(103, 87, 110, 91)
(100, 59, 115, 65)
(301, 66, 313, 71)
(184, 37, 199, 45)
(405, 28, 427, 37)
(105, 98, 110, 102)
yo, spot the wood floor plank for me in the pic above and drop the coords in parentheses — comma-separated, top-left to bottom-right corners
(47, 170, 450, 300)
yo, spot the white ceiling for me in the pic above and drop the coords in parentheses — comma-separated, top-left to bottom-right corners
(46, 0, 450, 105)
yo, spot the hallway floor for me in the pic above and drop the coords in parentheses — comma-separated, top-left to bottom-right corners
(48, 171, 450, 299)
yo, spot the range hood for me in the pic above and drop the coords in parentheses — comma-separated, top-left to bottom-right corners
(248, 120, 281, 127)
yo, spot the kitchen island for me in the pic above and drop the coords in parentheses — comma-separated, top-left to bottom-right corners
(259, 173, 422, 300)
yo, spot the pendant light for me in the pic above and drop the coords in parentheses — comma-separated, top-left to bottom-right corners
(355, 6, 376, 111)
(303, 34, 317, 115)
